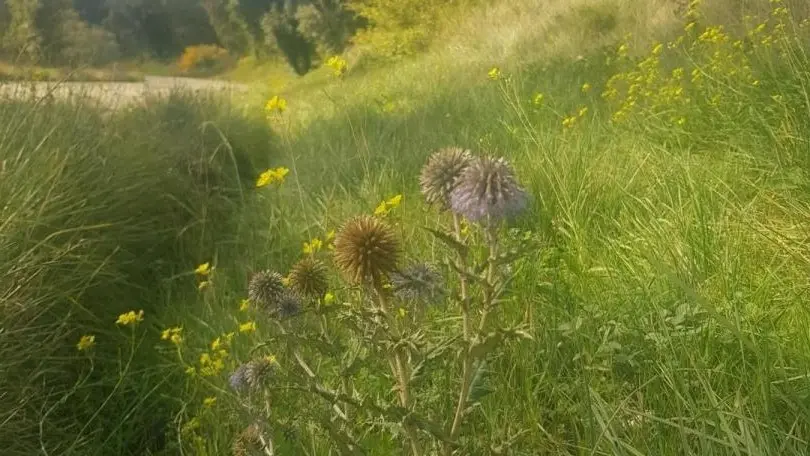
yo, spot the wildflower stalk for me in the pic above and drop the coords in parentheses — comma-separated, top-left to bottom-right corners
(445, 222, 499, 455)
(452, 213, 471, 340)
(373, 283, 423, 456)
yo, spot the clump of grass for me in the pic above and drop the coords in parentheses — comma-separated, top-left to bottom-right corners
(0, 89, 278, 455)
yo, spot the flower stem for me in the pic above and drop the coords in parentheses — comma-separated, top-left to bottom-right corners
(374, 283, 422, 456)
(445, 224, 500, 455)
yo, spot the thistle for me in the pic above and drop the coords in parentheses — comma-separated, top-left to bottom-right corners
(275, 291, 303, 319)
(390, 263, 445, 304)
(248, 270, 286, 310)
(288, 257, 329, 299)
(449, 156, 528, 223)
(232, 423, 265, 456)
(419, 147, 473, 209)
(230, 358, 275, 392)
(229, 363, 251, 392)
(334, 215, 400, 286)
(245, 357, 275, 388)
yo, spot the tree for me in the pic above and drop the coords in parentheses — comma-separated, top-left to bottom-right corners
(3, 0, 42, 61)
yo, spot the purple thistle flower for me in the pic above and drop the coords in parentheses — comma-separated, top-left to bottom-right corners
(449, 156, 529, 223)
(229, 363, 250, 392)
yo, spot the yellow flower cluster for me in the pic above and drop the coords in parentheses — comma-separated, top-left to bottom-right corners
(255, 167, 289, 188)
(197, 332, 234, 377)
(303, 230, 335, 254)
(116, 310, 144, 326)
(161, 327, 183, 345)
(374, 194, 403, 217)
(76, 334, 95, 351)
(600, 1, 792, 131)
(265, 95, 287, 114)
(326, 56, 348, 77)
(195, 262, 213, 291)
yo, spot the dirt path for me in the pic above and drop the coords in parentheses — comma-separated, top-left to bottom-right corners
(0, 76, 250, 108)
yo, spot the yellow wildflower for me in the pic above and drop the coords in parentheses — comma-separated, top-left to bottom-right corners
(532, 92, 544, 106)
(562, 116, 577, 128)
(398, 307, 407, 319)
(239, 299, 250, 312)
(374, 194, 403, 217)
(255, 167, 290, 188)
(578, 106, 589, 117)
(76, 334, 95, 351)
(326, 56, 348, 77)
(161, 327, 183, 345)
(116, 310, 144, 326)
(323, 292, 335, 306)
(487, 67, 502, 81)
(194, 262, 212, 276)
(203, 397, 217, 407)
(303, 238, 323, 254)
(210, 337, 222, 351)
(239, 321, 257, 333)
(581, 83, 591, 93)
(265, 95, 287, 114)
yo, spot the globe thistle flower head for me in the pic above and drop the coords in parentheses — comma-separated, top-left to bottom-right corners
(450, 156, 529, 223)
(232, 423, 264, 456)
(334, 215, 400, 286)
(419, 147, 473, 209)
(390, 263, 445, 304)
(248, 270, 286, 310)
(229, 363, 250, 392)
(288, 257, 329, 298)
(275, 291, 303, 319)
(245, 357, 275, 388)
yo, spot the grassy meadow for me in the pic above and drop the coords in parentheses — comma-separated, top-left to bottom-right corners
(3, 0, 810, 454)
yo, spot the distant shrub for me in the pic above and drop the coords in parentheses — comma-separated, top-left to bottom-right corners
(295, 1, 359, 55)
(59, 20, 121, 66)
(347, 0, 474, 58)
(177, 44, 235, 76)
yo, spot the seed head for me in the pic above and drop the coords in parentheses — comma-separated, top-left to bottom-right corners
(334, 215, 400, 285)
(275, 291, 303, 319)
(419, 147, 473, 209)
(232, 423, 264, 456)
(450, 156, 529, 223)
(245, 357, 275, 388)
(390, 263, 445, 304)
(248, 270, 286, 310)
(288, 257, 329, 298)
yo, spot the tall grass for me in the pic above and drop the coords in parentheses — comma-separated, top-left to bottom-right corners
(3, 0, 810, 454)
(0, 90, 277, 455)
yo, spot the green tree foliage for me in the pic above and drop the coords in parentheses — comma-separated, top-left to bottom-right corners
(36, 0, 120, 65)
(261, 2, 317, 75)
(295, 0, 360, 55)
(2, 0, 42, 61)
(200, 0, 254, 55)
(347, 0, 474, 58)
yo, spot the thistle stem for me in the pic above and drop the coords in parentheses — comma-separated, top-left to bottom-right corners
(445, 224, 500, 455)
(374, 283, 423, 456)
(452, 213, 471, 340)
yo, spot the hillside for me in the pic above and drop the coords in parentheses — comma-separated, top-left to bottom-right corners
(2, 0, 810, 455)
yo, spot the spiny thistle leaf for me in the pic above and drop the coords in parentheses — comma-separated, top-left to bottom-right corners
(422, 226, 468, 257)
(466, 359, 495, 406)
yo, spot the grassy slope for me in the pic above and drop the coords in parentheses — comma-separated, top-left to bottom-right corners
(176, 0, 810, 454)
(3, 0, 810, 454)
